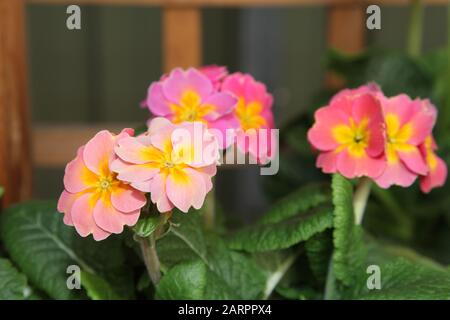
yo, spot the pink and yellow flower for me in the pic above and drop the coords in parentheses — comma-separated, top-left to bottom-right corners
(374, 96, 436, 188)
(221, 72, 275, 163)
(307, 86, 386, 179)
(111, 117, 219, 213)
(57, 129, 147, 241)
(145, 68, 237, 138)
(419, 135, 447, 193)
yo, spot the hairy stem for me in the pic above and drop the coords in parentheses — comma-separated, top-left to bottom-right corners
(138, 234, 161, 285)
(324, 259, 337, 300)
(203, 178, 216, 230)
(353, 177, 372, 225)
(407, 0, 423, 57)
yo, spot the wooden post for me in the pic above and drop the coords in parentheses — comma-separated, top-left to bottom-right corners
(326, 2, 366, 88)
(162, 7, 202, 72)
(0, 0, 32, 207)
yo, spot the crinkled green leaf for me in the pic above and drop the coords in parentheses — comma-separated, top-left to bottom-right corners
(228, 206, 333, 252)
(351, 258, 450, 300)
(157, 211, 266, 299)
(0, 201, 134, 300)
(81, 271, 123, 300)
(331, 174, 367, 286)
(156, 260, 208, 300)
(0, 258, 31, 300)
(260, 184, 330, 225)
(305, 230, 333, 284)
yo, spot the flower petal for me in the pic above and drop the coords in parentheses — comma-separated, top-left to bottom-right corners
(163, 68, 213, 103)
(93, 195, 140, 233)
(111, 185, 146, 213)
(336, 150, 385, 179)
(71, 193, 111, 241)
(166, 168, 206, 213)
(63, 147, 98, 193)
(83, 130, 115, 176)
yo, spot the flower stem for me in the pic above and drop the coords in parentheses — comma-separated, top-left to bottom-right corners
(203, 178, 216, 230)
(407, 0, 423, 57)
(353, 177, 372, 225)
(138, 234, 161, 285)
(324, 259, 337, 300)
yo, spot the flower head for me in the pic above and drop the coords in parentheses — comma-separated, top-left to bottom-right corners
(419, 135, 447, 193)
(57, 129, 147, 241)
(307, 85, 386, 179)
(221, 72, 275, 163)
(145, 68, 237, 138)
(198, 65, 228, 89)
(111, 117, 219, 213)
(374, 96, 436, 188)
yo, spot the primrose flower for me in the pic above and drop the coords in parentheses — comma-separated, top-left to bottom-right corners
(111, 117, 219, 213)
(419, 135, 447, 193)
(221, 72, 275, 163)
(198, 65, 228, 89)
(307, 87, 386, 179)
(57, 129, 147, 241)
(145, 68, 237, 139)
(374, 96, 436, 188)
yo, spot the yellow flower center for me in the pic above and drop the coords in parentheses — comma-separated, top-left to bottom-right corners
(385, 113, 415, 164)
(235, 98, 267, 131)
(170, 90, 215, 124)
(332, 118, 370, 158)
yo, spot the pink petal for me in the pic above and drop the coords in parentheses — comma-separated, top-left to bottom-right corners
(336, 150, 386, 179)
(71, 193, 111, 241)
(352, 93, 385, 157)
(374, 161, 418, 189)
(149, 173, 174, 213)
(83, 130, 115, 176)
(208, 114, 240, 149)
(166, 168, 206, 213)
(57, 190, 76, 226)
(163, 68, 213, 104)
(63, 147, 98, 193)
(420, 156, 447, 193)
(406, 101, 437, 145)
(147, 82, 172, 116)
(398, 147, 428, 175)
(111, 186, 146, 213)
(93, 196, 140, 233)
(316, 151, 338, 174)
(201, 92, 237, 121)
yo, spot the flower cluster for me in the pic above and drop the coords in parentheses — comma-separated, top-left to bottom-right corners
(308, 83, 447, 193)
(58, 66, 276, 240)
(143, 66, 276, 164)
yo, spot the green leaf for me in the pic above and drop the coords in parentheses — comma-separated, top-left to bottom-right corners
(0, 201, 135, 300)
(0, 186, 4, 198)
(260, 184, 330, 225)
(305, 230, 333, 284)
(228, 206, 333, 252)
(133, 211, 170, 238)
(352, 258, 450, 300)
(157, 211, 266, 299)
(81, 271, 123, 300)
(0, 258, 31, 300)
(156, 260, 208, 300)
(331, 174, 366, 286)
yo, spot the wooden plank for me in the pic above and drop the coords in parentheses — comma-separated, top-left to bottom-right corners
(0, 0, 32, 207)
(326, 2, 365, 88)
(32, 123, 138, 167)
(162, 7, 202, 72)
(25, 0, 450, 6)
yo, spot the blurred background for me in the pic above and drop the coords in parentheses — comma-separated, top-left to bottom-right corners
(22, 2, 449, 263)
